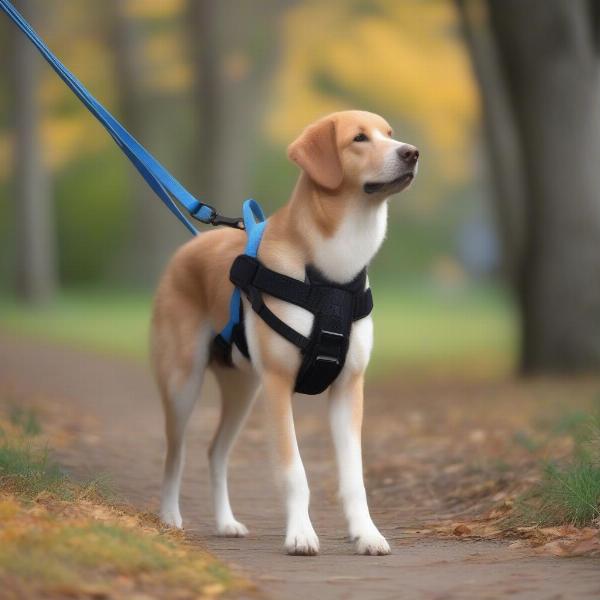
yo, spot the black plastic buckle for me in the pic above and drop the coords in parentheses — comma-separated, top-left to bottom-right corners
(315, 329, 344, 365)
(210, 213, 245, 230)
(190, 203, 245, 230)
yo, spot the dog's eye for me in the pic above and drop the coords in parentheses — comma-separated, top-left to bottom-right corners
(387, 130, 393, 137)
(353, 133, 369, 143)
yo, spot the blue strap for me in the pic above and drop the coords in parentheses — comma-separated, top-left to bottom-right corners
(242, 199, 266, 258)
(0, 0, 216, 235)
(219, 199, 267, 343)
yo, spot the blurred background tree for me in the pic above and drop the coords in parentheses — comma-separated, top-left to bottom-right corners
(10, 0, 56, 303)
(458, 0, 600, 372)
(1, 0, 599, 377)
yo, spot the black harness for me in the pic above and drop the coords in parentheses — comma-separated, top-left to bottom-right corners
(213, 255, 373, 395)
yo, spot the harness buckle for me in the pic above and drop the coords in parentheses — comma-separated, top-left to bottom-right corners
(315, 329, 345, 365)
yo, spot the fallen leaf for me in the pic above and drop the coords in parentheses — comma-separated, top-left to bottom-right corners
(453, 523, 471, 536)
(536, 530, 600, 558)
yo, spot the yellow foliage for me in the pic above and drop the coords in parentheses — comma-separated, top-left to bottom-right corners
(9, 3, 191, 173)
(267, 0, 478, 181)
(1, 0, 478, 186)
(142, 31, 192, 92)
(41, 115, 107, 170)
(124, 0, 185, 20)
(36, 27, 120, 172)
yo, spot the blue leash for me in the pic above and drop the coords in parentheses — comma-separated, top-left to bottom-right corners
(0, 0, 243, 235)
(2, 0, 267, 343)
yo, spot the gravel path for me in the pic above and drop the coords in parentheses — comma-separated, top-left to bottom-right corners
(1, 333, 599, 599)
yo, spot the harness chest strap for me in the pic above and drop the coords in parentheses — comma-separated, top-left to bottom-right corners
(210, 199, 374, 395)
(229, 255, 373, 354)
(228, 258, 373, 395)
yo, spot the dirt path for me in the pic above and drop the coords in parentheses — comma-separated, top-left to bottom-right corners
(1, 333, 599, 599)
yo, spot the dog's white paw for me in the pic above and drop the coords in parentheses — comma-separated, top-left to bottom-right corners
(285, 525, 320, 556)
(353, 530, 391, 555)
(160, 508, 183, 529)
(217, 519, 249, 538)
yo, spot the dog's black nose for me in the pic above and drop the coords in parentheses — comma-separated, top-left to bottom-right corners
(397, 144, 419, 164)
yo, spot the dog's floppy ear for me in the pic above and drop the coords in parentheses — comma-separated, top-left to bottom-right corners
(287, 118, 343, 190)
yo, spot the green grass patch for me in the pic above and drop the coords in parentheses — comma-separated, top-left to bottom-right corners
(0, 439, 67, 499)
(0, 280, 517, 378)
(515, 415, 600, 527)
(9, 405, 42, 436)
(0, 288, 151, 361)
(370, 280, 517, 377)
(0, 410, 71, 499)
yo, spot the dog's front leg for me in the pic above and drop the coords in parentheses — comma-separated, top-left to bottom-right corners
(262, 371, 319, 555)
(329, 373, 391, 555)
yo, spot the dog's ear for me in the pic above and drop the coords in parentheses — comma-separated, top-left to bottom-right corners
(287, 118, 343, 190)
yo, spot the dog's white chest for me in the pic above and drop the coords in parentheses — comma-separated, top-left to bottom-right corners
(240, 202, 386, 381)
(311, 202, 388, 283)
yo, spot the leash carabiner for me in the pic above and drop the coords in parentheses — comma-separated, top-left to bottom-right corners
(209, 213, 245, 230)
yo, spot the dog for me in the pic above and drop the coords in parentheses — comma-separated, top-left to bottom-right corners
(150, 110, 419, 555)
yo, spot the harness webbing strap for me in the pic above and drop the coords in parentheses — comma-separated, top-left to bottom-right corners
(226, 256, 374, 395)
(0, 0, 225, 235)
(248, 287, 310, 350)
(230, 256, 312, 308)
(230, 255, 373, 322)
(218, 200, 266, 344)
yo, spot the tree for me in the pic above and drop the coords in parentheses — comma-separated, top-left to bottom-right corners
(186, 0, 294, 216)
(107, 0, 186, 287)
(11, 0, 57, 303)
(454, 0, 526, 286)
(458, 0, 600, 373)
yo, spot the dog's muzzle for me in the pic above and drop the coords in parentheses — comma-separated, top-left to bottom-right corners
(364, 144, 419, 194)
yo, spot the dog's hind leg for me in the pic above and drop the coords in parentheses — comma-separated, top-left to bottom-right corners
(209, 363, 259, 536)
(157, 325, 211, 529)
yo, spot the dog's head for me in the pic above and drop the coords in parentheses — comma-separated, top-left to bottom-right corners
(287, 110, 418, 197)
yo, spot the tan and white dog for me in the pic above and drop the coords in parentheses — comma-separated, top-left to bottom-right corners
(151, 110, 418, 555)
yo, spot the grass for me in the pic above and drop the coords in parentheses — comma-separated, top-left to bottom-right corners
(0, 279, 518, 378)
(0, 288, 152, 360)
(0, 410, 68, 498)
(0, 407, 241, 599)
(0, 518, 233, 596)
(371, 280, 517, 377)
(515, 413, 600, 528)
(0, 440, 67, 498)
(9, 405, 42, 436)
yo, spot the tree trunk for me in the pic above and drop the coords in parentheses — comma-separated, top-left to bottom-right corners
(186, 0, 292, 216)
(454, 0, 527, 285)
(108, 0, 186, 287)
(186, 0, 220, 205)
(488, 0, 600, 372)
(12, 0, 57, 303)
